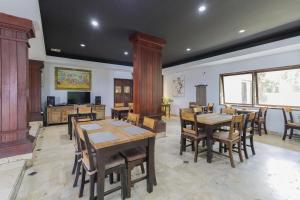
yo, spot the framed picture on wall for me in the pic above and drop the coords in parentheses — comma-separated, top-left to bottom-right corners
(172, 74, 185, 97)
(55, 67, 92, 90)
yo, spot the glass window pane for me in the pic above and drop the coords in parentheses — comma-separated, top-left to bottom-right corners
(257, 68, 300, 106)
(223, 74, 252, 104)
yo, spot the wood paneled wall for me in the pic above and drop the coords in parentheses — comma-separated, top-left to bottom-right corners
(0, 12, 34, 158)
(29, 60, 43, 121)
(130, 32, 166, 117)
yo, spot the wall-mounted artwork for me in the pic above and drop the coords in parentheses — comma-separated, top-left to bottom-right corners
(55, 67, 91, 90)
(172, 74, 185, 97)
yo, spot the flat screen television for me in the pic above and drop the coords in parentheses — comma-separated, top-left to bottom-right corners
(67, 92, 90, 104)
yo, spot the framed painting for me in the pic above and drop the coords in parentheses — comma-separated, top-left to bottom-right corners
(172, 74, 185, 97)
(55, 67, 92, 90)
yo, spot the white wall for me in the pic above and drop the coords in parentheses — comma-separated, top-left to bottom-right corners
(42, 56, 133, 116)
(163, 37, 300, 134)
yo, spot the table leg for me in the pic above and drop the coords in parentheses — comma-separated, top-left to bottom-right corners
(96, 151, 106, 200)
(206, 125, 213, 163)
(111, 109, 114, 119)
(147, 137, 155, 193)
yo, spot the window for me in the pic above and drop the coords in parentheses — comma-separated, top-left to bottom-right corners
(257, 68, 300, 107)
(220, 66, 300, 107)
(222, 74, 252, 104)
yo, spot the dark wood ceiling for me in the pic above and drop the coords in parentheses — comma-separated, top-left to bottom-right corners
(39, 0, 300, 68)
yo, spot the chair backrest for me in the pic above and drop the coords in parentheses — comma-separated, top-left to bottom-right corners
(82, 130, 96, 172)
(228, 115, 244, 140)
(207, 103, 214, 112)
(128, 103, 134, 112)
(180, 108, 193, 113)
(77, 106, 92, 114)
(142, 117, 156, 131)
(193, 106, 203, 114)
(115, 103, 125, 108)
(127, 113, 140, 125)
(258, 107, 268, 119)
(179, 109, 199, 135)
(243, 112, 256, 136)
(282, 107, 294, 124)
(73, 118, 85, 154)
(220, 108, 236, 115)
(225, 104, 232, 108)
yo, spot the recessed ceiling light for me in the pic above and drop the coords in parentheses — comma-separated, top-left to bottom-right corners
(124, 51, 129, 55)
(239, 29, 246, 33)
(91, 19, 99, 27)
(50, 48, 61, 53)
(80, 43, 86, 47)
(186, 48, 191, 52)
(198, 5, 206, 13)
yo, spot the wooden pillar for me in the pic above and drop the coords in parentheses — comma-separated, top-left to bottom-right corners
(129, 32, 166, 117)
(0, 13, 35, 158)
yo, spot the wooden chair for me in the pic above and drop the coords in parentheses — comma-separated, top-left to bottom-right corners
(255, 107, 268, 136)
(213, 115, 244, 168)
(79, 129, 127, 200)
(115, 102, 125, 108)
(179, 109, 207, 162)
(77, 106, 94, 122)
(242, 112, 256, 159)
(282, 107, 300, 140)
(126, 112, 140, 126)
(128, 102, 133, 112)
(193, 106, 203, 115)
(71, 117, 82, 184)
(220, 108, 237, 115)
(120, 116, 157, 198)
(207, 103, 214, 113)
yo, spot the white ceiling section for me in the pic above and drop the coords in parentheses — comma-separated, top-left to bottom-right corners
(0, 0, 46, 61)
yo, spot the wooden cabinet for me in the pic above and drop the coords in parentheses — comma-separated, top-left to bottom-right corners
(47, 104, 105, 125)
(114, 79, 133, 106)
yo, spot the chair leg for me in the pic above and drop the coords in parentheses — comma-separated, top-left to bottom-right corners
(109, 173, 114, 184)
(180, 136, 185, 155)
(289, 128, 294, 139)
(79, 166, 86, 198)
(121, 167, 127, 200)
(73, 160, 81, 187)
(258, 122, 262, 136)
(250, 136, 255, 155)
(264, 122, 268, 134)
(194, 140, 199, 163)
(238, 141, 243, 163)
(72, 154, 78, 175)
(219, 142, 223, 153)
(282, 127, 288, 140)
(140, 163, 145, 174)
(126, 166, 132, 198)
(243, 138, 248, 159)
(228, 144, 235, 168)
(89, 174, 95, 200)
(191, 141, 195, 151)
(224, 144, 227, 153)
(117, 173, 121, 182)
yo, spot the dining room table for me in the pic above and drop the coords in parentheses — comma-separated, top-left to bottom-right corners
(196, 113, 233, 163)
(235, 107, 259, 115)
(76, 119, 157, 200)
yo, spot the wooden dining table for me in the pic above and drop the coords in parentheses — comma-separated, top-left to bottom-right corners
(76, 119, 156, 200)
(196, 113, 233, 163)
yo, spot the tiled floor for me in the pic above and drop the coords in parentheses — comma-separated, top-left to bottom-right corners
(16, 118, 300, 200)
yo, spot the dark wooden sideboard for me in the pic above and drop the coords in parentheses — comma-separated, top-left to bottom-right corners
(45, 104, 105, 125)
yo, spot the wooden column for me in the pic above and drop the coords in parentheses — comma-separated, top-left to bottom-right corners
(130, 32, 166, 117)
(0, 13, 35, 158)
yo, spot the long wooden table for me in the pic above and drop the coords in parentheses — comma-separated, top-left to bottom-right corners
(196, 113, 233, 163)
(111, 107, 130, 120)
(76, 119, 156, 200)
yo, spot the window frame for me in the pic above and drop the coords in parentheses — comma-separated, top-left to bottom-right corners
(219, 65, 300, 108)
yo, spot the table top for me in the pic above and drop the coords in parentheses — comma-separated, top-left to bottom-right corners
(76, 119, 156, 150)
(235, 108, 259, 113)
(112, 107, 130, 111)
(197, 113, 232, 125)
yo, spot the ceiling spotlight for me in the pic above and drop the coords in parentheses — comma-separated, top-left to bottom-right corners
(91, 19, 99, 27)
(80, 43, 86, 47)
(124, 51, 129, 55)
(50, 48, 61, 53)
(239, 29, 246, 33)
(198, 5, 206, 13)
(186, 48, 191, 52)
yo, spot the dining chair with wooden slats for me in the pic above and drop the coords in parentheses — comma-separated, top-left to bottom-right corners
(77, 105, 94, 122)
(255, 107, 268, 136)
(207, 103, 214, 113)
(242, 112, 256, 159)
(282, 107, 300, 140)
(126, 112, 140, 126)
(213, 115, 244, 168)
(193, 106, 203, 115)
(179, 109, 207, 162)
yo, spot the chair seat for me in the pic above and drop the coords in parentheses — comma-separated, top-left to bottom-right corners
(287, 122, 300, 128)
(182, 131, 206, 140)
(82, 151, 125, 172)
(121, 147, 146, 162)
(213, 131, 239, 142)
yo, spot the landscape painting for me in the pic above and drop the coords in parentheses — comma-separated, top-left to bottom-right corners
(55, 67, 91, 90)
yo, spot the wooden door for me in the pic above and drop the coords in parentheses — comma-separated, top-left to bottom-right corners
(114, 79, 133, 106)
